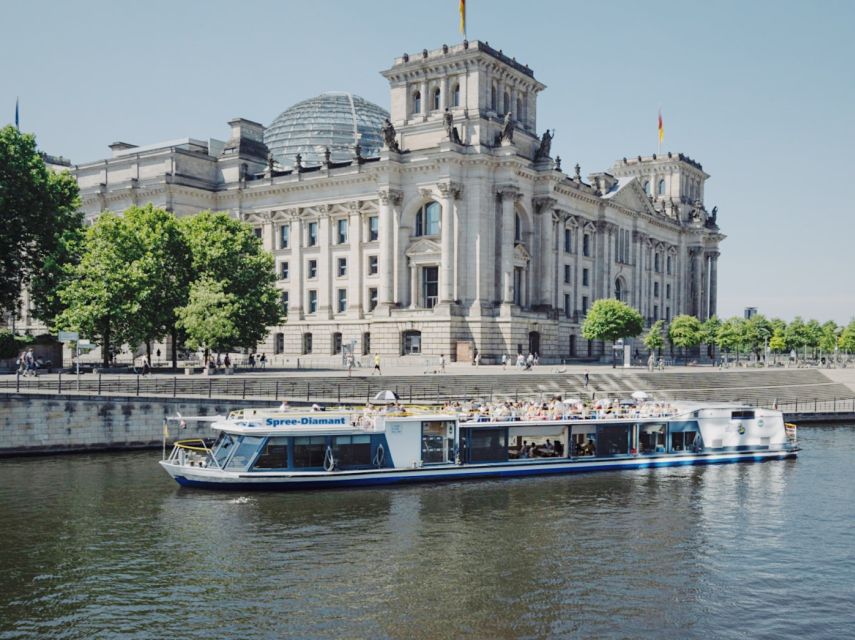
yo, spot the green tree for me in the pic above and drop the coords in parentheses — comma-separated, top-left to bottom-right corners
(175, 277, 239, 353)
(804, 319, 823, 359)
(839, 320, 855, 353)
(785, 317, 809, 359)
(700, 315, 721, 360)
(668, 314, 703, 363)
(123, 205, 193, 367)
(769, 326, 786, 362)
(717, 317, 746, 363)
(819, 320, 839, 359)
(744, 314, 772, 360)
(0, 126, 81, 318)
(179, 212, 280, 351)
(55, 213, 144, 365)
(643, 320, 665, 356)
(581, 299, 644, 364)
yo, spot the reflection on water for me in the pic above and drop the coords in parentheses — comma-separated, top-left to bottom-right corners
(1, 427, 854, 639)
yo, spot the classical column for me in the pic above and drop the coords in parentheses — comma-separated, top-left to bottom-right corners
(708, 251, 719, 318)
(498, 186, 519, 305)
(409, 263, 418, 308)
(348, 204, 362, 317)
(420, 78, 428, 116)
(533, 196, 557, 308)
(692, 247, 703, 319)
(377, 189, 401, 311)
(291, 216, 304, 319)
(437, 182, 459, 304)
(452, 184, 463, 303)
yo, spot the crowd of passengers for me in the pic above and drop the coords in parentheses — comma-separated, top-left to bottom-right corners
(439, 397, 676, 422)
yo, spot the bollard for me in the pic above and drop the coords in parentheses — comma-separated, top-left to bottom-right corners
(275, 380, 279, 401)
(208, 376, 212, 399)
(98, 373, 102, 396)
(173, 376, 177, 398)
(409, 385, 413, 404)
(137, 374, 140, 396)
(58, 372, 62, 395)
(337, 384, 341, 403)
(16, 372, 20, 393)
(243, 379, 247, 400)
(306, 382, 310, 402)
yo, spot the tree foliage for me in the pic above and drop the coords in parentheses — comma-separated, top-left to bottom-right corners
(716, 317, 746, 356)
(179, 211, 281, 350)
(643, 320, 665, 355)
(668, 315, 703, 349)
(175, 277, 239, 353)
(840, 320, 855, 352)
(0, 126, 81, 316)
(581, 299, 643, 344)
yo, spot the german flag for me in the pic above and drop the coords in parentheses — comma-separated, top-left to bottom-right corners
(459, 0, 466, 36)
(658, 110, 664, 144)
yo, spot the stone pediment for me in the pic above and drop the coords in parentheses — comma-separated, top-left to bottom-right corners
(606, 178, 657, 216)
(405, 237, 441, 257)
(514, 242, 531, 262)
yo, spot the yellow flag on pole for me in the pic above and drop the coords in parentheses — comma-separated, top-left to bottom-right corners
(658, 110, 664, 144)
(459, 0, 466, 36)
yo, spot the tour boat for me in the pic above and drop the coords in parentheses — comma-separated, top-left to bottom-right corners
(159, 398, 799, 490)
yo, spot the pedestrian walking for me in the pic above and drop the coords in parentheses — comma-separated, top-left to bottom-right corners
(248, 353, 256, 368)
(142, 354, 150, 376)
(658, 357, 665, 371)
(583, 369, 589, 388)
(474, 351, 481, 367)
(373, 354, 381, 375)
(501, 353, 508, 370)
(259, 353, 266, 369)
(647, 353, 655, 372)
(346, 353, 354, 377)
(439, 354, 446, 373)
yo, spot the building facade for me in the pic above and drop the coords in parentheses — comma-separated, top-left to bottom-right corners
(72, 41, 723, 362)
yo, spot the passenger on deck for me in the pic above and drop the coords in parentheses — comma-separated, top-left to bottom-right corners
(519, 441, 530, 459)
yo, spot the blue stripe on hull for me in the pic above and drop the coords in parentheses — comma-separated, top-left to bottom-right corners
(172, 451, 797, 491)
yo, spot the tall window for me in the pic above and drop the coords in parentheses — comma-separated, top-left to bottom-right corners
(307, 221, 318, 246)
(308, 290, 317, 314)
(658, 179, 666, 195)
(491, 84, 497, 111)
(582, 296, 589, 315)
(281, 291, 289, 316)
(666, 283, 671, 299)
(654, 282, 660, 298)
(368, 288, 378, 311)
(432, 87, 441, 111)
(582, 268, 589, 287)
(403, 330, 421, 354)
(302, 332, 313, 354)
(654, 253, 661, 273)
(413, 90, 421, 114)
(514, 213, 521, 242)
(308, 259, 317, 279)
(368, 255, 378, 275)
(516, 97, 523, 120)
(666, 255, 672, 274)
(503, 91, 510, 114)
(583, 234, 591, 257)
(564, 264, 571, 284)
(337, 257, 347, 277)
(274, 333, 284, 355)
(513, 267, 523, 306)
(280, 261, 289, 280)
(332, 332, 342, 355)
(564, 294, 571, 318)
(422, 266, 439, 308)
(337, 289, 347, 313)
(452, 83, 460, 107)
(280, 224, 290, 249)
(362, 332, 371, 355)
(415, 201, 440, 236)
(564, 229, 572, 253)
(254, 227, 262, 239)
(368, 216, 379, 241)
(336, 218, 348, 244)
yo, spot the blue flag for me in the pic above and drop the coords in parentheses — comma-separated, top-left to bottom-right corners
(15, 97, 19, 129)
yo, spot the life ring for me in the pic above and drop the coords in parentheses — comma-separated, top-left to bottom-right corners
(373, 443, 386, 468)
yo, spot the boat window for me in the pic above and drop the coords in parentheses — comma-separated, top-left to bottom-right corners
(293, 436, 327, 468)
(334, 435, 372, 466)
(212, 433, 235, 467)
(225, 436, 264, 470)
(468, 428, 507, 463)
(639, 423, 666, 454)
(422, 421, 454, 464)
(253, 437, 289, 470)
(671, 431, 698, 452)
(509, 432, 565, 459)
(732, 410, 755, 420)
(597, 424, 630, 455)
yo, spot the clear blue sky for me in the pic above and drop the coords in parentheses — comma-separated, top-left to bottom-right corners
(3, 0, 853, 323)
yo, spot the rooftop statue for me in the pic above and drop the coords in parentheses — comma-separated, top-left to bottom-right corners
(535, 129, 553, 160)
(499, 112, 514, 144)
(382, 118, 401, 152)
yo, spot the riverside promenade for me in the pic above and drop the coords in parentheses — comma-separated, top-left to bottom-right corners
(1, 364, 853, 456)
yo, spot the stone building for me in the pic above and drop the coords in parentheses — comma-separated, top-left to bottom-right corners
(70, 40, 723, 362)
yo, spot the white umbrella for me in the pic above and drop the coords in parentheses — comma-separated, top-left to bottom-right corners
(372, 390, 399, 404)
(631, 391, 650, 401)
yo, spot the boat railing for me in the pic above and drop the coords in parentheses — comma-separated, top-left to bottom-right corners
(166, 438, 221, 469)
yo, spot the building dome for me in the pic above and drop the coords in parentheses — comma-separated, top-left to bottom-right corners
(264, 92, 389, 168)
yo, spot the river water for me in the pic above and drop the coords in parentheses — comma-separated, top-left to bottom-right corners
(1, 426, 853, 639)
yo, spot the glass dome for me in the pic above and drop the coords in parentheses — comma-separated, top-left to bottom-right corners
(265, 92, 389, 168)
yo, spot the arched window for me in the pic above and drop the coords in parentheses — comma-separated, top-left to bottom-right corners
(657, 179, 666, 195)
(643, 181, 650, 195)
(491, 84, 497, 111)
(503, 91, 510, 114)
(432, 87, 441, 111)
(412, 90, 421, 115)
(615, 278, 623, 301)
(514, 213, 521, 242)
(415, 201, 441, 236)
(452, 83, 460, 107)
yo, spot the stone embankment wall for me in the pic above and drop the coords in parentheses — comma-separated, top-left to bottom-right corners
(0, 394, 280, 456)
